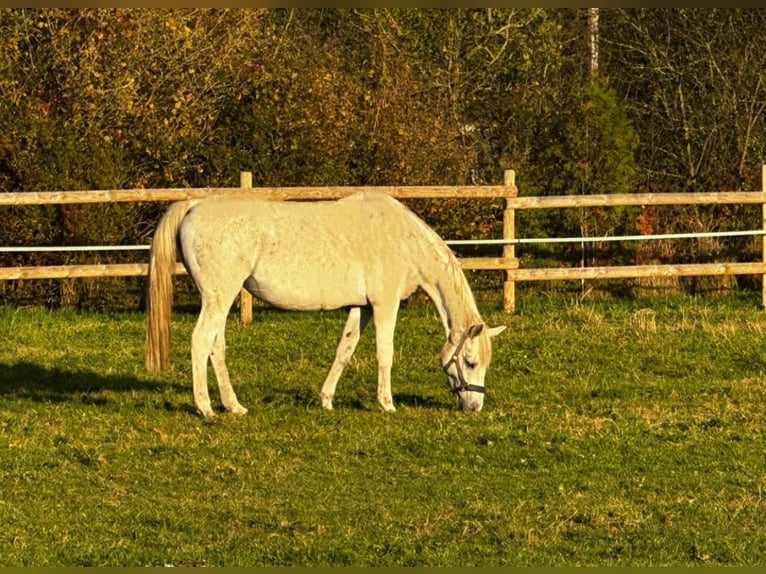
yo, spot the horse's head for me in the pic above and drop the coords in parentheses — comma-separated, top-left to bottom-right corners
(441, 323, 506, 412)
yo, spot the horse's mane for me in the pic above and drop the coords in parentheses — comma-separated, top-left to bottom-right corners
(442, 247, 481, 324)
(399, 201, 482, 328)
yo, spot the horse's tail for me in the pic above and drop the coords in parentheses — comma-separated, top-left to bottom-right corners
(145, 200, 195, 373)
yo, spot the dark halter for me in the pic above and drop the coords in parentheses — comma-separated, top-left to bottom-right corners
(443, 328, 486, 395)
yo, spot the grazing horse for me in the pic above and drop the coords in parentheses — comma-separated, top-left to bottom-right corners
(145, 191, 505, 417)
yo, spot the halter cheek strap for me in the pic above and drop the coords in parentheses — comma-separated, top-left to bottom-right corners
(443, 329, 486, 395)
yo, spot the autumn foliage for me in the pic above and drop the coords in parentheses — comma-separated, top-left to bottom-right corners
(1, 9, 765, 306)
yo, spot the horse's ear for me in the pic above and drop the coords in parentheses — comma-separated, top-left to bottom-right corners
(467, 323, 485, 338)
(486, 325, 507, 338)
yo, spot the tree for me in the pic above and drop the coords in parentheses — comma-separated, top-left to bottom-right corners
(603, 8, 766, 192)
(603, 9, 766, 289)
(0, 8, 270, 306)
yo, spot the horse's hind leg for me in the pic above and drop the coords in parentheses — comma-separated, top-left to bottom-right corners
(320, 306, 371, 409)
(191, 298, 238, 418)
(210, 330, 247, 415)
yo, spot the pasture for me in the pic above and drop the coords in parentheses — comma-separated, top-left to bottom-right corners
(1, 291, 765, 566)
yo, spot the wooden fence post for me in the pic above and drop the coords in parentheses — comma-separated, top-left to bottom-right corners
(503, 169, 518, 313)
(762, 163, 766, 309)
(239, 171, 254, 325)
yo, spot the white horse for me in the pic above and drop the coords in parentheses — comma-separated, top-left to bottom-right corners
(145, 191, 505, 418)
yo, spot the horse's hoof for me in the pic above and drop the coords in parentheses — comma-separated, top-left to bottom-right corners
(319, 392, 334, 410)
(228, 404, 248, 415)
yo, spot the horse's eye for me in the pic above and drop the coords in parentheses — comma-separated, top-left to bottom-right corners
(464, 359, 477, 370)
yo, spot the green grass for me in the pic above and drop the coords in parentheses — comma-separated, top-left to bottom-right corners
(1, 292, 766, 566)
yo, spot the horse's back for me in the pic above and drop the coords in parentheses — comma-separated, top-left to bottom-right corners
(181, 191, 425, 257)
(177, 192, 441, 310)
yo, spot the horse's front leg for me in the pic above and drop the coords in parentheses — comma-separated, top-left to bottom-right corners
(320, 305, 371, 409)
(373, 302, 400, 413)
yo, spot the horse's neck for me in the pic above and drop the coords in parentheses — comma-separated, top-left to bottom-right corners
(425, 255, 482, 338)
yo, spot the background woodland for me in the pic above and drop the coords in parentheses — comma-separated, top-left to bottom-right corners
(1, 9, 765, 307)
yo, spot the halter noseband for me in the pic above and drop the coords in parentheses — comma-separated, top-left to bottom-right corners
(443, 329, 486, 395)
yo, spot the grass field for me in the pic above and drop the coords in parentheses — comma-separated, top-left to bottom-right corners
(1, 290, 766, 566)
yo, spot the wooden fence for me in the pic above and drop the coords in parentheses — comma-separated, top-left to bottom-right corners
(505, 163, 766, 311)
(0, 171, 519, 320)
(2, 166, 766, 314)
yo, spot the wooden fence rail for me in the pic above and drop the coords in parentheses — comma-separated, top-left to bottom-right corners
(2, 165, 766, 313)
(0, 186, 510, 205)
(504, 164, 766, 311)
(0, 171, 520, 319)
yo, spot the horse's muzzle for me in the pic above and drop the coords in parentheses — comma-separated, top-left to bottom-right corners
(456, 395, 484, 413)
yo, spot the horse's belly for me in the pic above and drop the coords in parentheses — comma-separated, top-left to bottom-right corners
(246, 265, 367, 311)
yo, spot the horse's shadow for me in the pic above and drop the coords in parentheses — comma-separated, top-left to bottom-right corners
(392, 392, 448, 410)
(260, 386, 447, 411)
(0, 362, 449, 414)
(0, 361, 192, 411)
